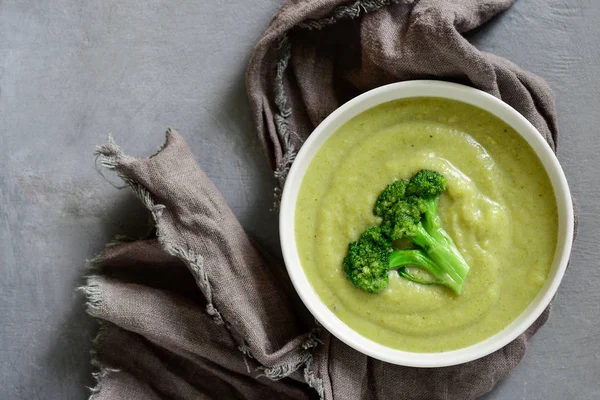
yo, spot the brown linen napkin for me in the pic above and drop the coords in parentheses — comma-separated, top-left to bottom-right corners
(83, 1, 573, 399)
(246, 0, 558, 204)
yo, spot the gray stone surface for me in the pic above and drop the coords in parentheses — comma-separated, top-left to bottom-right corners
(0, 0, 598, 399)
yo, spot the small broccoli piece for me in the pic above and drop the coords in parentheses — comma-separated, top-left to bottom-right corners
(379, 197, 426, 240)
(359, 225, 391, 248)
(343, 227, 392, 293)
(373, 179, 408, 218)
(406, 169, 447, 198)
(343, 227, 445, 293)
(375, 171, 446, 235)
(374, 169, 470, 294)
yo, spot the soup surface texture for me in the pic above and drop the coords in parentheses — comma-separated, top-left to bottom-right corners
(294, 97, 558, 352)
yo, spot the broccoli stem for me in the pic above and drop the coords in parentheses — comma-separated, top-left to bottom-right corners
(408, 223, 470, 294)
(397, 267, 440, 285)
(388, 250, 444, 286)
(421, 198, 440, 233)
(422, 199, 453, 245)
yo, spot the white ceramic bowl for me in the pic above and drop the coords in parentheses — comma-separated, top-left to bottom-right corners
(279, 80, 574, 367)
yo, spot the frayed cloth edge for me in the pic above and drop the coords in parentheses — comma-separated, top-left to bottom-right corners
(93, 130, 225, 325)
(270, 0, 409, 211)
(86, 130, 327, 398)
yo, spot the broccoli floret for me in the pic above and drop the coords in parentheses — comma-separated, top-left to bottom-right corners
(373, 179, 408, 218)
(343, 227, 392, 293)
(343, 227, 445, 293)
(343, 169, 471, 294)
(406, 169, 447, 198)
(379, 197, 426, 240)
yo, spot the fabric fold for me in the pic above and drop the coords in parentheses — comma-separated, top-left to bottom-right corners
(85, 130, 319, 399)
(246, 0, 558, 201)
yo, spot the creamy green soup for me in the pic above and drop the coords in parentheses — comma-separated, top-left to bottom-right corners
(295, 97, 557, 352)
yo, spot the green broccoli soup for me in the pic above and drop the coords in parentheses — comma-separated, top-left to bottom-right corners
(294, 97, 558, 352)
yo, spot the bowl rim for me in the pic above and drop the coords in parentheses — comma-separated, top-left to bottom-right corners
(279, 80, 574, 367)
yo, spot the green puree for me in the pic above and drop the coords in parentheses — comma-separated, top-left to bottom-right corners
(294, 97, 558, 352)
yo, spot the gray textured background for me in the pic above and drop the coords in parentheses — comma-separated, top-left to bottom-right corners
(1, 0, 598, 399)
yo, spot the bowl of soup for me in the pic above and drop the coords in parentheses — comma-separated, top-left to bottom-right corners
(279, 80, 573, 367)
